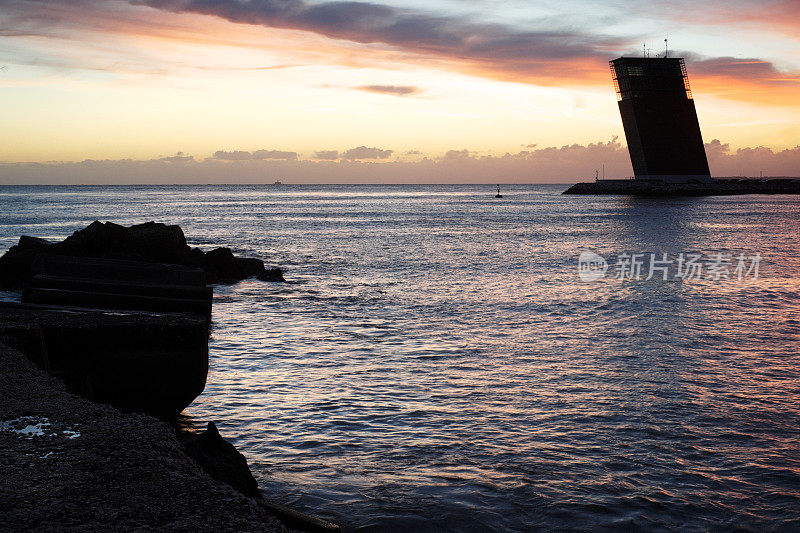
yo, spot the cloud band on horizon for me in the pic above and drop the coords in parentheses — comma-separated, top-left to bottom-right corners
(4, 139, 799, 184)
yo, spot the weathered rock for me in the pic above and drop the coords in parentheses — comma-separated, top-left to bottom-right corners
(258, 267, 286, 283)
(0, 303, 209, 420)
(124, 221, 189, 263)
(32, 254, 207, 286)
(18, 235, 51, 250)
(0, 341, 291, 532)
(0, 236, 54, 286)
(204, 247, 244, 284)
(57, 220, 127, 256)
(181, 421, 259, 497)
(185, 246, 207, 269)
(0, 221, 287, 286)
(237, 257, 267, 278)
(23, 255, 212, 317)
(0, 246, 39, 286)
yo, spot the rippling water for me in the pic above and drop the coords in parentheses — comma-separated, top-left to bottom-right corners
(1, 185, 799, 531)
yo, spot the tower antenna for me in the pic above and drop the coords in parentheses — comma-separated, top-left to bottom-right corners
(664, 38, 668, 58)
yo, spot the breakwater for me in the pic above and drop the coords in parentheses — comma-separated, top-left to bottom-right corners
(0, 219, 338, 532)
(563, 178, 800, 196)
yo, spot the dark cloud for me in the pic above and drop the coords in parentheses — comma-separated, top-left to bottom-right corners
(158, 152, 194, 162)
(128, 1, 799, 91)
(313, 150, 340, 160)
(355, 85, 420, 96)
(132, 0, 625, 82)
(252, 149, 298, 160)
(5, 0, 797, 95)
(341, 146, 394, 159)
(214, 149, 297, 160)
(213, 150, 253, 160)
(443, 149, 474, 160)
(672, 51, 800, 103)
(682, 53, 787, 81)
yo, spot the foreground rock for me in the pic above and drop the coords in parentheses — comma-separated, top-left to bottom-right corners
(0, 340, 341, 532)
(0, 303, 209, 420)
(562, 178, 800, 196)
(24, 255, 213, 317)
(0, 341, 290, 532)
(0, 221, 285, 287)
(180, 421, 260, 497)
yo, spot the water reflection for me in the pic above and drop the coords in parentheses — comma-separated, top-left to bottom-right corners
(1, 185, 799, 531)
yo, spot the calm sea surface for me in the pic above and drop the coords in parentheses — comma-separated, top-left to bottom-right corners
(1, 184, 799, 531)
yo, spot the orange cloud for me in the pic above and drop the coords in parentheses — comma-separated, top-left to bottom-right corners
(3, 0, 799, 108)
(684, 56, 800, 107)
(132, 0, 800, 104)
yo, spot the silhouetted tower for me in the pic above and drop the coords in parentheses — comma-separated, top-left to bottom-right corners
(610, 57, 711, 183)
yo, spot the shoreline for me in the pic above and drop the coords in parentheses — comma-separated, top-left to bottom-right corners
(0, 220, 338, 532)
(0, 336, 339, 532)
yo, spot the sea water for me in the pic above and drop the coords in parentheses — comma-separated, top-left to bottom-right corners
(1, 184, 798, 531)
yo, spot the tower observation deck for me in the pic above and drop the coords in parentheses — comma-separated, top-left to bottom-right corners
(610, 57, 711, 183)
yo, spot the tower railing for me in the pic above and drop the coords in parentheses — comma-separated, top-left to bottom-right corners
(679, 58, 693, 99)
(609, 61, 621, 101)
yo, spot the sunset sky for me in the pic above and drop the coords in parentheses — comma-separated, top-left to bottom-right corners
(2, 0, 800, 182)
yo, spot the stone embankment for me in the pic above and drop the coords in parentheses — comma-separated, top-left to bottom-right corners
(0, 340, 339, 532)
(0, 303, 209, 419)
(562, 178, 800, 196)
(0, 222, 339, 532)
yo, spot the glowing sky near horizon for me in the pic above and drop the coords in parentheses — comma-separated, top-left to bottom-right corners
(1, 0, 799, 172)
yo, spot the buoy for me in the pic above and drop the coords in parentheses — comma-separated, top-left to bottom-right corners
(495, 185, 503, 198)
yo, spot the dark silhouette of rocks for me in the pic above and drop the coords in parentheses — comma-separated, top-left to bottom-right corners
(238, 256, 271, 277)
(563, 178, 800, 196)
(1, 337, 342, 532)
(19, 235, 52, 249)
(0, 341, 304, 532)
(0, 223, 284, 415)
(259, 267, 287, 282)
(0, 303, 209, 420)
(24, 255, 213, 317)
(0, 223, 348, 531)
(181, 421, 259, 497)
(0, 221, 286, 287)
(204, 249, 287, 284)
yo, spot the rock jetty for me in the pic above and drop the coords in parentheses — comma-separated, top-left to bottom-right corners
(0, 221, 288, 418)
(0, 220, 285, 288)
(0, 340, 339, 532)
(0, 221, 340, 532)
(0, 303, 209, 420)
(562, 178, 800, 196)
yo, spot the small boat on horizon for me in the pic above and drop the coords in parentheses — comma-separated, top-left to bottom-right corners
(273, 180, 283, 185)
